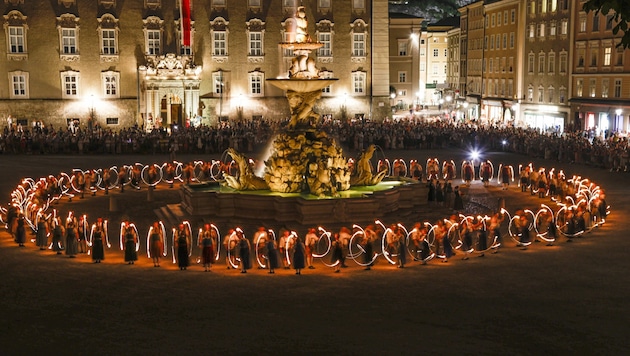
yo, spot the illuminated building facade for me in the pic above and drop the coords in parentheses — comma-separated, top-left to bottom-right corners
(570, 0, 630, 135)
(521, 0, 571, 133)
(0, 0, 392, 130)
(388, 12, 423, 113)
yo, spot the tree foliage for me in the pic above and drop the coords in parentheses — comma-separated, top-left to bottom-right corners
(583, 0, 630, 48)
(390, 0, 464, 23)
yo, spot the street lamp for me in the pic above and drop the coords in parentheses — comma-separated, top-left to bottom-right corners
(89, 94, 95, 119)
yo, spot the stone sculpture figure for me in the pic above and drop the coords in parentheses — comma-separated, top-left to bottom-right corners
(350, 144, 387, 186)
(223, 148, 269, 190)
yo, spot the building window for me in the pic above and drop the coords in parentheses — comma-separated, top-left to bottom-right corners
(576, 79, 583, 97)
(248, 0, 261, 9)
(617, 46, 624, 66)
(147, 30, 160, 55)
(319, 31, 332, 57)
(102, 71, 119, 98)
(398, 71, 407, 83)
(538, 86, 544, 102)
(548, 52, 555, 74)
(548, 0, 557, 12)
(510, 32, 515, 48)
(61, 28, 77, 54)
(61, 71, 79, 98)
(511, 9, 516, 23)
(351, 71, 366, 95)
(318, 0, 331, 11)
(549, 21, 557, 36)
(538, 22, 546, 38)
(561, 19, 568, 35)
(502, 33, 507, 49)
(212, 72, 225, 94)
(489, 35, 493, 49)
(57, 17, 79, 59)
(559, 87, 566, 103)
(9, 71, 28, 99)
(528, 86, 534, 101)
(592, 15, 600, 32)
(248, 32, 262, 56)
(8, 26, 25, 53)
(497, 13, 502, 26)
(559, 51, 567, 73)
(175, 18, 194, 56)
(602, 78, 609, 98)
(548, 86, 554, 103)
(145, 0, 160, 9)
(420, 62, 425, 71)
(577, 48, 585, 67)
(106, 117, 119, 125)
(528, 53, 535, 74)
(143, 16, 163, 56)
(97, 14, 119, 61)
(433, 48, 439, 57)
(559, 0, 568, 10)
(604, 47, 612, 66)
(504, 11, 508, 25)
(580, 17, 587, 32)
(210, 17, 229, 58)
(352, 0, 365, 11)
(489, 58, 494, 73)
(538, 53, 545, 74)
(397, 41, 407, 56)
(491, 14, 495, 27)
(213, 31, 227, 56)
(590, 79, 597, 97)
(100, 29, 116, 55)
(320, 71, 332, 94)
(529, 24, 535, 38)
(352, 33, 365, 57)
(590, 49, 598, 67)
(4, 11, 28, 60)
(432, 64, 438, 75)
(614, 79, 622, 97)
(248, 71, 264, 96)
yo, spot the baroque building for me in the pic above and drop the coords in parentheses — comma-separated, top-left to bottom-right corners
(0, 0, 391, 130)
(570, 0, 630, 135)
(521, 0, 571, 132)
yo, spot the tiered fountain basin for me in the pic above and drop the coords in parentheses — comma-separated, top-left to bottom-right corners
(180, 179, 425, 225)
(267, 78, 337, 92)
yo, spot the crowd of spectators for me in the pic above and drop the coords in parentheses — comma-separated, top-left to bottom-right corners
(1, 118, 628, 172)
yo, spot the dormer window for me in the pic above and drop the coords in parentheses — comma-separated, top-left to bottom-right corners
(57, 14, 80, 61)
(4, 10, 28, 61)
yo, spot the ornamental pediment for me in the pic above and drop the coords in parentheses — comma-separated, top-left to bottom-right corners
(144, 53, 200, 78)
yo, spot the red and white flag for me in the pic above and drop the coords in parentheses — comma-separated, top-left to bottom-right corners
(180, 0, 191, 47)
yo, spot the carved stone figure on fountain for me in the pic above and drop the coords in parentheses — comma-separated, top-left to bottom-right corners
(350, 144, 388, 186)
(295, 6, 311, 44)
(289, 51, 320, 79)
(287, 90, 322, 129)
(223, 148, 269, 190)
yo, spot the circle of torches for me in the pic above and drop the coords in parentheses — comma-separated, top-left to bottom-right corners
(1, 158, 610, 269)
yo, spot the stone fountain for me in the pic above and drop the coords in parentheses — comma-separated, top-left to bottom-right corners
(230, 6, 363, 197)
(178, 7, 424, 224)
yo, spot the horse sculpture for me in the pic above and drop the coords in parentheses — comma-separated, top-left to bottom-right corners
(223, 148, 269, 190)
(350, 144, 387, 186)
